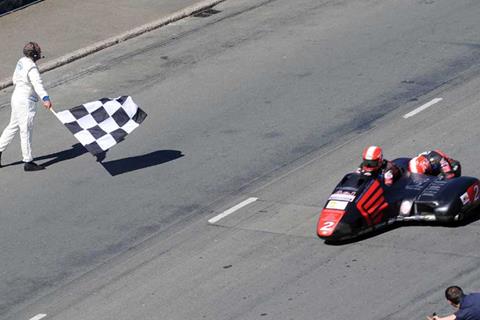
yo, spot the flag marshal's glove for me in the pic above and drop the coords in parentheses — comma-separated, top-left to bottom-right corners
(42, 96, 52, 109)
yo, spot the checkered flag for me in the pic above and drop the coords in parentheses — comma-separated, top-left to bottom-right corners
(54, 96, 147, 155)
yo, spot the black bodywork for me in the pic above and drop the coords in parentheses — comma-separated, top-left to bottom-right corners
(317, 158, 480, 242)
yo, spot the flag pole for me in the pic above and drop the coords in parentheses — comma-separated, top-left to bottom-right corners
(49, 107, 60, 120)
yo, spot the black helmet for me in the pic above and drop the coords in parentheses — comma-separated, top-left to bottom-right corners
(420, 150, 443, 172)
(23, 42, 42, 61)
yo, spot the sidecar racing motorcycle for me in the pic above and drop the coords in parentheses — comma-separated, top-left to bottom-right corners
(317, 158, 480, 242)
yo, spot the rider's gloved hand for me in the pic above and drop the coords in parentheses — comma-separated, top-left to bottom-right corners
(384, 171, 393, 186)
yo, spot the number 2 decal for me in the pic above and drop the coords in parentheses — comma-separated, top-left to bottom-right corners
(319, 221, 335, 232)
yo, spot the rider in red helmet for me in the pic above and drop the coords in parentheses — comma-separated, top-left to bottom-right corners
(409, 149, 461, 179)
(358, 146, 401, 186)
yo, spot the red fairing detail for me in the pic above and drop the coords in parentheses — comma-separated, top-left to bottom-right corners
(317, 209, 345, 237)
(364, 187, 383, 208)
(356, 179, 388, 225)
(466, 182, 480, 204)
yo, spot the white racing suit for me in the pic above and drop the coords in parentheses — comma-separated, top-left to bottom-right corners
(0, 57, 49, 163)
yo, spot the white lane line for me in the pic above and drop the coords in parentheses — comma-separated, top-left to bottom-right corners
(208, 197, 258, 224)
(29, 314, 47, 320)
(403, 98, 443, 119)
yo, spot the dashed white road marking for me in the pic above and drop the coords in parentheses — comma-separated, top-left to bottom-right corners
(29, 314, 47, 320)
(403, 98, 443, 119)
(208, 197, 258, 224)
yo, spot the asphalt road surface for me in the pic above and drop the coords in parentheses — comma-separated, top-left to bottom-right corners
(2, 0, 480, 319)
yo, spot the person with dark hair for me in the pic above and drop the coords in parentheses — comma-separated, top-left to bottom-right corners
(0, 41, 52, 171)
(428, 286, 480, 320)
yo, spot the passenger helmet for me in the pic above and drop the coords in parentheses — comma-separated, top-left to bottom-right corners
(23, 42, 42, 61)
(427, 149, 448, 172)
(362, 146, 383, 172)
(409, 155, 431, 174)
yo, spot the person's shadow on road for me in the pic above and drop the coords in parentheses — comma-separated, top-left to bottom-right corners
(37, 143, 89, 166)
(4, 143, 88, 167)
(5, 143, 184, 176)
